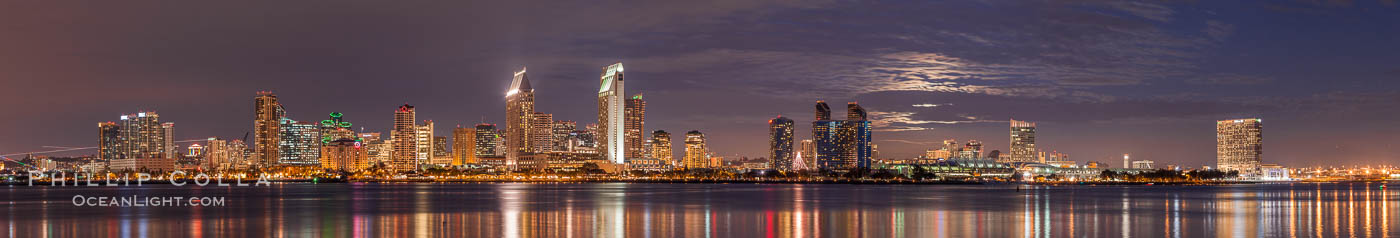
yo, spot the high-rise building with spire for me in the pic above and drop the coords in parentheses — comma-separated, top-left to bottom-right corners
(597, 62, 626, 164)
(391, 104, 417, 171)
(769, 116, 795, 171)
(254, 91, 281, 167)
(625, 93, 646, 161)
(506, 67, 540, 170)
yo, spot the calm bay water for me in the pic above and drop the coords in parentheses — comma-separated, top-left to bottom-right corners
(3, 182, 1397, 237)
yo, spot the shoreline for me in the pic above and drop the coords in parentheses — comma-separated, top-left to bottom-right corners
(7, 178, 1390, 186)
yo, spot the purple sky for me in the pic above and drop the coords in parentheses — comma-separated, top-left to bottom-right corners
(2, 1, 1399, 167)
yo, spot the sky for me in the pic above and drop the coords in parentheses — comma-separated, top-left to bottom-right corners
(1, 1, 1398, 167)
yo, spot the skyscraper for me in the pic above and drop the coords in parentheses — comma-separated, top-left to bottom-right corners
(320, 139, 368, 172)
(474, 124, 499, 157)
(650, 130, 673, 165)
(531, 113, 555, 153)
(162, 122, 175, 158)
(625, 94, 646, 162)
(416, 120, 435, 165)
(597, 62, 626, 164)
(1006, 119, 1037, 163)
(552, 121, 577, 152)
(279, 118, 320, 165)
(202, 138, 230, 170)
(253, 91, 281, 168)
(318, 112, 355, 143)
(391, 104, 417, 171)
(452, 126, 476, 165)
(798, 139, 816, 170)
(1217, 118, 1263, 176)
(506, 67, 536, 169)
(683, 130, 708, 169)
(432, 136, 449, 165)
(119, 111, 167, 159)
(359, 132, 391, 165)
(98, 122, 120, 161)
(768, 116, 795, 171)
(812, 101, 872, 170)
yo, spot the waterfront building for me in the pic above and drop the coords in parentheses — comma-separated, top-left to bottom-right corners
(416, 120, 435, 166)
(320, 139, 368, 172)
(683, 130, 708, 169)
(431, 136, 449, 165)
(318, 112, 355, 143)
(531, 113, 555, 153)
(474, 124, 499, 157)
(1132, 160, 1155, 169)
(98, 122, 121, 161)
(506, 67, 537, 169)
(625, 94, 646, 162)
(359, 133, 391, 165)
(650, 130, 673, 164)
(1005, 119, 1037, 163)
(185, 143, 203, 158)
(279, 118, 320, 165)
(798, 139, 816, 170)
(552, 121, 576, 152)
(162, 122, 175, 159)
(768, 116, 795, 171)
(812, 101, 872, 170)
(597, 62, 626, 164)
(960, 140, 983, 159)
(391, 104, 418, 171)
(202, 138, 229, 170)
(118, 112, 169, 160)
(1217, 118, 1263, 177)
(253, 91, 281, 167)
(452, 126, 476, 165)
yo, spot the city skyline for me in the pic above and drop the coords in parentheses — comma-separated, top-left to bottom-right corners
(3, 1, 1400, 167)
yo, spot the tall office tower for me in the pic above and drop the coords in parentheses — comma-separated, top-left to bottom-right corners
(683, 130, 708, 169)
(202, 138, 229, 170)
(552, 121, 577, 152)
(1217, 118, 1263, 176)
(415, 120, 436, 165)
(798, 139, 816, 169)
(845, 102, 872, 169)
(650, 130, 673, 164)
(253, 91, 281, 168)
(98, 122, 121, 161)
(474, 124, 499, 157)
(769, 116, 795, 171)
(597, 62, 626, 164)
(506, 67, 536, 167)
(118, 112, 167, 159)
(624, 94, 646, 162)
(279, 118, 321, 165)
(360, 133, 391, 165)
(959, 140, 983, 158)
(431, 136, 449, 164)
(1005, 119, 1037, 163)
(162, 122, 175, 157)
(813, 101, 872, 170)
(452, 126, 476, 165)
(320, 139, 368, 172)
(318, 112, 355, 143)
(391, 104, 418, 171)
(531, 113, 555, 153)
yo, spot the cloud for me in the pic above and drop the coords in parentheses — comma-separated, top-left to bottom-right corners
(1187, 73, 1274, 85)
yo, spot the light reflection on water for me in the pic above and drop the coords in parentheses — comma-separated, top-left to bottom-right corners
(1, 182, 1397, 237)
